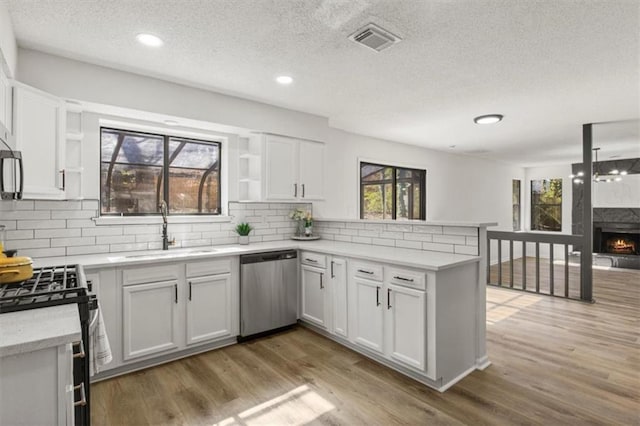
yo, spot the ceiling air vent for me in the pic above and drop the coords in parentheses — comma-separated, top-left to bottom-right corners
(349, 23, 401, 52)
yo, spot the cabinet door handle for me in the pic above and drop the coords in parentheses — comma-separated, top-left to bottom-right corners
(330, 261, 335, 278)
(294, 183, 297, 197)
(174, 283, 178, 304)
(74, 382, 87, 407)
(302, 183, 305, 198)
(188, 281, 192, 301)
(387, 288, 392, 309)
(394, 275, 414, 282)
(59, 169, 66, 191)
(358, 269, 374, 275)
(320, 273, 324, 289)
(376, 286, 380, 306)
(72, 341, 85, 359)
(305, 258, 318, 263)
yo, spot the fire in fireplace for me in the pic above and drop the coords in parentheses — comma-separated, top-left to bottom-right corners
(606, 236, 637, 254)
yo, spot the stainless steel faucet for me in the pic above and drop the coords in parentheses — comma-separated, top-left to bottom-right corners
(159, 200, 175, 250)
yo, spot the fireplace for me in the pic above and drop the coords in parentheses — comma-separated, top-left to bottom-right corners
(594, 223, 640, 256)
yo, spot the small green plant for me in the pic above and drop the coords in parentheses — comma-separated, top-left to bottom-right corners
(234, 222, 253, 236)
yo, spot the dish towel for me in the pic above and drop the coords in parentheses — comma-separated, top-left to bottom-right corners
(90, 302, 113, 376)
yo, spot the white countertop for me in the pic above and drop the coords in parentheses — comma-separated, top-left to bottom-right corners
(33, 240, 479, 271)
(0, 304, 81, 357)
(315, 218, 498, 227)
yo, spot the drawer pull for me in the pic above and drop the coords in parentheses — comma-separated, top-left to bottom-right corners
(74, 382, 87, 407)
(358, 269, 374, 275)
(72, 341, 85, 359)
(394, 275, 414, 282)
(305, 258, 318, 263)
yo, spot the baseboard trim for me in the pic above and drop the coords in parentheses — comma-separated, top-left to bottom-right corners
(475, 355, 491, 370)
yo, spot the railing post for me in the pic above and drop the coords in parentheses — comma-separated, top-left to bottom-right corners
(581, 124, 593, 302)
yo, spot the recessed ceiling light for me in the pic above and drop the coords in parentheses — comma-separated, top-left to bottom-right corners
(474, 114, 504, 125)
(276, 75, 293, 85)
(136, 33, 164, 47)
(164, 120, 179, 126)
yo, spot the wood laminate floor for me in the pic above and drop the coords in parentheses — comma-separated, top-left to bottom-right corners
(92, 265, 640, 425)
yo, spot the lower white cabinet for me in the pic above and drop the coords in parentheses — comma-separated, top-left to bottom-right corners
(301, 264, 327, 328)
(122, 280, 180, 360)
(348, 262, 428, 372)
(387, 283, 426, 371)
(330, 257, 348, 338)
(352, 277, 385, 354)
(186, 273, 232, 345)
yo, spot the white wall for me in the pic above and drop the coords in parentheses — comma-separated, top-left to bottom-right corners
(15, 47, 524, 232)
(0, 3, 17, 77)
(17, 48, 330, 142)
(317, 129, 524, 230)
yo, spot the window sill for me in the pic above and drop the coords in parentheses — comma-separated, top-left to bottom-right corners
(93, 215, 232, 226)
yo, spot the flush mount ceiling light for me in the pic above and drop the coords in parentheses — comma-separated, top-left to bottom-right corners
(474, 114, 503, 124)
(136, 33, 164, 47)
(164, 120, 179, 126)
(276, 75, 293, 85)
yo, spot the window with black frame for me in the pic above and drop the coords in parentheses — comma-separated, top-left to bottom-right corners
(360, 162, 426, 220)
(512, 179, 521, 231)
(530, 178, 562, 232)
(100, 128, 221, 215)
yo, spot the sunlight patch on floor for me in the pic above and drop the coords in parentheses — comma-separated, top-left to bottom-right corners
(486, 289, 542, 325)
(214, 385, 335, 426)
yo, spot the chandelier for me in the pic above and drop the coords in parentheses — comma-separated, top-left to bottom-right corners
(570, 148, 627, 184)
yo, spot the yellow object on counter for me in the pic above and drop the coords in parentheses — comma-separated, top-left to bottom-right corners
(0, 255, 33, 284)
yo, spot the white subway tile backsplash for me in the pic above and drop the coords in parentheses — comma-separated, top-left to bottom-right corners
(9, 239, 50, 249)
(466, 236, 479, 246)
(455, 245, 479, 255)
(82, 200, 99, 210)
(358, 230, 379, 238)
(6, 230, 34, 240)
(35, 200, 82, 210)
(403, 233, 433, 242)
(51, 210, 96, 219)
(18, 220, 66, 229)
(442, 226, 478, 236)
(352, 236, 373, 244)
(413, 225, 443, 234)
(82, 227, 123, 237)
(371, 238, 395, 247)
(0, 221, 17, 230)
(67, 245, 110, 256)
(262, 234, 285, 242)
(66, 219, 94, 228)
(334, 235, 352, 242)
(35, 228, 82, 238)
(123, 225, 161, 235)
(109, 243, 149, 253)
(432, 234, 467, 245)
(0, 200, 34, 210)
(23, 247, 66, 258)
(51, 237, 95, 247)
(1, 210, 50, 220)
(96, 235, 136, 245)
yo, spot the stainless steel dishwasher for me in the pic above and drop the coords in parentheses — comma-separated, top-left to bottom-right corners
(240, 250, 298, 340)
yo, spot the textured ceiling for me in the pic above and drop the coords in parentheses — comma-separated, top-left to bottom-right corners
(4, 0, 640, 166)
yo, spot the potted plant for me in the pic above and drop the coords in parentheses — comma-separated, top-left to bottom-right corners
(235, 222, 253, 245)
(289, 208, 312, 237)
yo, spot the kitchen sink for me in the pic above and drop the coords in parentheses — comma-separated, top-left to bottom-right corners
(119, 248, 218, 260)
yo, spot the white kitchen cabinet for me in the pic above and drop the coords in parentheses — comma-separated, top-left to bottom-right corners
(122, 280, 180, 360)
(264, 134, 298, 200)
(0, 68, 11, 138)
(300, 264, 327, 328)
(330, 257, 348, 338)
(186, 273, 232, 345)
(263, 134, 325, 201)
(387, 283, 426, 370)
(352, 276, 385, 354)
(13, 83, 66, 199)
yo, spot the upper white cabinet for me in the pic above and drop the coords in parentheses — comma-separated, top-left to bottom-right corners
(239, 133, 325, 201)
(264, 135, 298, 200)
(0, 68, 11, 139)
(13, 83, 66, 199)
